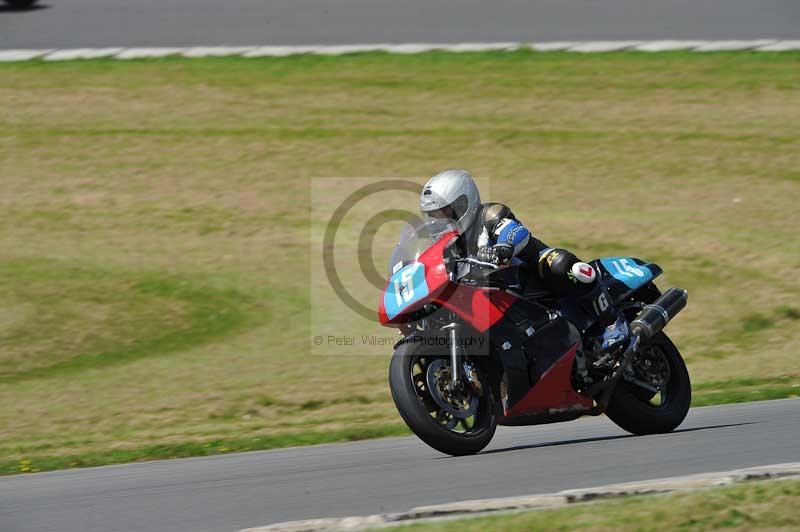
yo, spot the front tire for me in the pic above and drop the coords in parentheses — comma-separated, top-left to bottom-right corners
(605, 332, 691, 435)
(389, 340, 497, 456)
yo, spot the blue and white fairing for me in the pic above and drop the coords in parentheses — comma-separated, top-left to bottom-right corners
(384, 262, 429, 320)
(592, 256, 663, 301)
(383, 218, 457, 320)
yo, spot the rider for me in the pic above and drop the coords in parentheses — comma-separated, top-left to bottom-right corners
(419, 169, 628, 352)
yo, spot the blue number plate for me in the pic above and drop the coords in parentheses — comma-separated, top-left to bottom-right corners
(599, 257, 654, 290)
(384, 263, 429, 319)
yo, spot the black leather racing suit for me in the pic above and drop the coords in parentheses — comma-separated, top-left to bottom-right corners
(461, 203, 617, 332)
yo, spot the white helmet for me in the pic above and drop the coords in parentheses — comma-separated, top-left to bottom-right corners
(419, 169, 481, 234)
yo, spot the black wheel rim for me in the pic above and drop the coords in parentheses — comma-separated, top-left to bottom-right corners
(626, 344, 673, 408)
(409, 355, 492, 436)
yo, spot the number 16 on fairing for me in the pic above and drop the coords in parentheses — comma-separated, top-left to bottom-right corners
(393, 269, 415, 306)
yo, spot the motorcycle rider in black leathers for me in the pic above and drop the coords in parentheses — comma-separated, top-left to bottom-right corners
(419, 169, 629, 351)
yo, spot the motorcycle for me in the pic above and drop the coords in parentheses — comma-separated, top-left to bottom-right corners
(378, 218, 691, 456)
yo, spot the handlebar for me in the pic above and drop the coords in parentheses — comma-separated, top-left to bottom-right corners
(456, 257, 500, 270)
(446, 256, 520, 290)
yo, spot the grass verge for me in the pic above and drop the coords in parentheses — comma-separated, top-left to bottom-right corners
(3, 424, 409, 475)
(1, 50, 798, 474)
(693, 376, 800, 407)
(382, 478, 800, 531)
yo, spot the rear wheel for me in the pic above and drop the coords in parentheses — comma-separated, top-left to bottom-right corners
(389, 340, 497, 455)
(605, 332, 691, 435)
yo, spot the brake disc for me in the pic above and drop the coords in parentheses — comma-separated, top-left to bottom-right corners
(425, 359, 479, 418)
(635, 345, 671, 388)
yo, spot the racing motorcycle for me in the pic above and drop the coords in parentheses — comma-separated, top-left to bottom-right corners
(378, 219, 691, 456)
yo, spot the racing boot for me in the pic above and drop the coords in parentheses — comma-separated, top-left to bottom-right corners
(560, 281, 629, 355)
(598, 313, 630, 352)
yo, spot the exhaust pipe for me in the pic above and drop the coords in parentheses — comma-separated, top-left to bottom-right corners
(630, 287, 688, 340)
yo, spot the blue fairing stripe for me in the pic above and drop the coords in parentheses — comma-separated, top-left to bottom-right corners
(599, 257, 654, 290)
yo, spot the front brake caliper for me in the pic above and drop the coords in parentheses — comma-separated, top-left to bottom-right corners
(462, 362, 483, 395)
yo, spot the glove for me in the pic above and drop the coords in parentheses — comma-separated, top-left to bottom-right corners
(477, 244, 514, 265)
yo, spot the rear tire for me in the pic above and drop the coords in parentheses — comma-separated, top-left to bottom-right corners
(605, 332, 691, 435)
(389, 341, 497, 456)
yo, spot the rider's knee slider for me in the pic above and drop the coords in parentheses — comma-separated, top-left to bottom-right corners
(538, 248, 596, 297)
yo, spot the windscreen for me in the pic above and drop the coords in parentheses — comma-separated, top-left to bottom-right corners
(387, 218, 458, 275)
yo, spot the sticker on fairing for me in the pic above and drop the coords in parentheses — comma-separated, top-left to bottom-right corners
(599, 257, 653, 290)
(384, 262, 429, 320)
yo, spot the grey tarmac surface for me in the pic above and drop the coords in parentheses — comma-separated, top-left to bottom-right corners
(1, 0, 799, 49)
(1, 398, 798, 532)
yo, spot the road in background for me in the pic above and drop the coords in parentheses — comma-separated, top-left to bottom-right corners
(1, 0, 799, 49)
(1, 399, 798, 532)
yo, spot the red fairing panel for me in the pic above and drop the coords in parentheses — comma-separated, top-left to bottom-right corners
(378, 231, 517, 332)
(435, 286, 516, 333)
(505, 343, 594, 417)
(378, 232, 455, 326)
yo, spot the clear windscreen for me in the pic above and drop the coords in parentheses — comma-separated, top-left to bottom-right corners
(387, 218, 459, 275)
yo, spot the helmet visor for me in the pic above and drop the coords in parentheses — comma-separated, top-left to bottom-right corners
(425, 205, 456, 221)
(424, 194, 469, 224)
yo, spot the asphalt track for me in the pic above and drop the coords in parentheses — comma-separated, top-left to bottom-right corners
(1, 0, 799, 49)
(1, 398, 798, 532)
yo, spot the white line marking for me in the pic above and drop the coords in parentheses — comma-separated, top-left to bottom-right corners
(182, 46, 258, 58)
(115, 47, 187, 59)
(432, 42, 521, 52)
(241, 463, 800, 532)
(302, 44, 388, 55)
(43, 48, 124, 61)
(374, 43, 443, 54)
(633, 41, 712, 52)
(0, 42, 798, 62)
(693, 39, 777, 51)
(757, 40, 800, 51)
(529, 42, 582, 51)
(568, 41, 644, 52)
(242, 46, 321, 57)
(0, 49, 52, 61)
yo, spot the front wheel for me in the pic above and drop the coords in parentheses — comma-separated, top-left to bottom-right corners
(605, 332, 691, 435)
(389, 340, 497, 456)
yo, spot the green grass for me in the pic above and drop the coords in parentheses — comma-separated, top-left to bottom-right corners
(693, 376, 800, 406)
(0, 258, 254, 382)
(380, 478, 800, 531)
(2, 424, 409, 475)
(1, 50, 799, 474)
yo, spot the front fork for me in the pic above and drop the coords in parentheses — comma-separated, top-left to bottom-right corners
(442, 322, 462, 385)
(436, 322, 482, 395)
